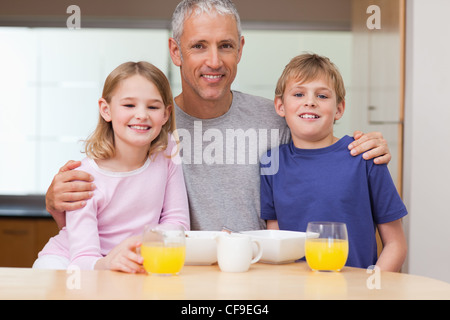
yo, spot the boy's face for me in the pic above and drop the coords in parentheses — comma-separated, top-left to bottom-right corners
(275, 77, 345, 149)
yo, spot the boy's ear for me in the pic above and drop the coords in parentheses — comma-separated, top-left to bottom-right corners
(274, 96, 286, 117)
(334, 100, 345, 121)
(99, 98, 112, 122)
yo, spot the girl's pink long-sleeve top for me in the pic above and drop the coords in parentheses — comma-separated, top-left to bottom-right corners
(38, 139, 190, 269)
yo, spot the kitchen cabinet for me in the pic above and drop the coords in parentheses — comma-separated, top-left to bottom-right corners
(0, 195, 59, 267)
(0, 217, 59, 267)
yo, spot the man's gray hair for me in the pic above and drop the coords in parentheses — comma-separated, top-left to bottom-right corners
(171, 0, 242, 44)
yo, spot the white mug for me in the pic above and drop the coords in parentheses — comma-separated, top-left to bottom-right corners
(216, 233, 263, 272)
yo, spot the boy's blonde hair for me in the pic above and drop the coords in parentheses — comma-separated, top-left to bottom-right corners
(275, 53, 346, 105)
(84, 61, 177, 160)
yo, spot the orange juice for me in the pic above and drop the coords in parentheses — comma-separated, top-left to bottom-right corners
(141, 243, 185, 275)
(305, 238, 348, 271)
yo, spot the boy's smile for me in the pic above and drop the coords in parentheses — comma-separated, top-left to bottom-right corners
(275, 78, 345, 149)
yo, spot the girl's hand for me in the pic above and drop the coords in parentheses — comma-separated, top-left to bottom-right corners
(95, 236, 145, 273)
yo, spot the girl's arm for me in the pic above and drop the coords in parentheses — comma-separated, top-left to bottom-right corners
(375, 219, 407, 272)
(158, 140, 190, 230)
(66, 196, 104, 270)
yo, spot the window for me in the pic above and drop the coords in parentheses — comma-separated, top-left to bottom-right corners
(0, 27, 351, 194)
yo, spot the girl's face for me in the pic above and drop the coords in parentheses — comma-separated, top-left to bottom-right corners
(99, 74, 170, 153)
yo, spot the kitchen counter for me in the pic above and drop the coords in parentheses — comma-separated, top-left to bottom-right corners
(0, 195, 50, 218)
(2, 262, 450, 300)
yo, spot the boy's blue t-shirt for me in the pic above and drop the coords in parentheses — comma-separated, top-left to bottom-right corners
(260, 135, 408, 269)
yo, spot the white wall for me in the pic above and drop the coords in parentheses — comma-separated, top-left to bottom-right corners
(403, 0, 450, 282)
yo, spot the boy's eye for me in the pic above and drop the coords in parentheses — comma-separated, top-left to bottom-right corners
(294, 93, 304, 98)
(318, 94, 328, 99)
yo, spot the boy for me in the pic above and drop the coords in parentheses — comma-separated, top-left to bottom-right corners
(260, 53, 407, 271)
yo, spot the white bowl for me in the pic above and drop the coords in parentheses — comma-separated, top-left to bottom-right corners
(242, 230, 306, 264)
(184, 231, 221, 265)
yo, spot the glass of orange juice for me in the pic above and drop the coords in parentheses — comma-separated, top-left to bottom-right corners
(140, 224, 186, 276)
(305, 222, 348, 272)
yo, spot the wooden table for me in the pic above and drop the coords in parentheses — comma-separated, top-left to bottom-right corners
(1, 262, 450, 300)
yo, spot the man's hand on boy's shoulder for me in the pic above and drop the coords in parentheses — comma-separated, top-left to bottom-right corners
(349, 131, 391, 165)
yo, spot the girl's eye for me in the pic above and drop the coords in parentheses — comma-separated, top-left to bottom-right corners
(148, 106, 159, 110)
(124, 104, 134, 108)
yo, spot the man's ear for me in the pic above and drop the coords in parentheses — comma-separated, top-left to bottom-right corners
(274, 96, 286, 117)
(236, 36, 245, 64)
(163, 105, 172, 124)
(334, 100, 345, 121)
(169, 38, 182, 67)
(99, 98, 112, 122)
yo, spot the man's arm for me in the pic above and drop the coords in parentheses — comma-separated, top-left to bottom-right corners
(46, 160, 95, 229)
(349, 131, 391, 164)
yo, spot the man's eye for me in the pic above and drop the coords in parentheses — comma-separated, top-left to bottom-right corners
(192, 44, 203, 49)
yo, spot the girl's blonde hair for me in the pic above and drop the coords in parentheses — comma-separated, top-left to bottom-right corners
(84, 61, 177, 160)
(275, 53, 346, 105)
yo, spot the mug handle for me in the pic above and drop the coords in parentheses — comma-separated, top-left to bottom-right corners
(250, 240, 263, 264)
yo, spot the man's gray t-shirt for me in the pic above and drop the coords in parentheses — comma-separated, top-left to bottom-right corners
(174, 91, 290, 231)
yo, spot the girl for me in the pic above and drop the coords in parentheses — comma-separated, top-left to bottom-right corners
(33, 61, 190, 273)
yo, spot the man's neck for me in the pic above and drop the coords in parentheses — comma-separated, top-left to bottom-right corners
(174, 90, 233, 120)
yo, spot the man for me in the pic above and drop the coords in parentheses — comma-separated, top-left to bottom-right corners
(46, 0, 391, 231)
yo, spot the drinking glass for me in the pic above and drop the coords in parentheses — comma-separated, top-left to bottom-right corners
(140, 224, 186, 275)
(305, 222, 349, 272)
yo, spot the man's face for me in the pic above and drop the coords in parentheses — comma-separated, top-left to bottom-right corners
(170, 11, 244, 103)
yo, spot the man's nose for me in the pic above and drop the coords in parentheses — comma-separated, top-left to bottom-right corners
(205, 47, 223, 69)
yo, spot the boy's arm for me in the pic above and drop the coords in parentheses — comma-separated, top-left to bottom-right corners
(375, 220, 407, 272)
(266, 220, 280, 230)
